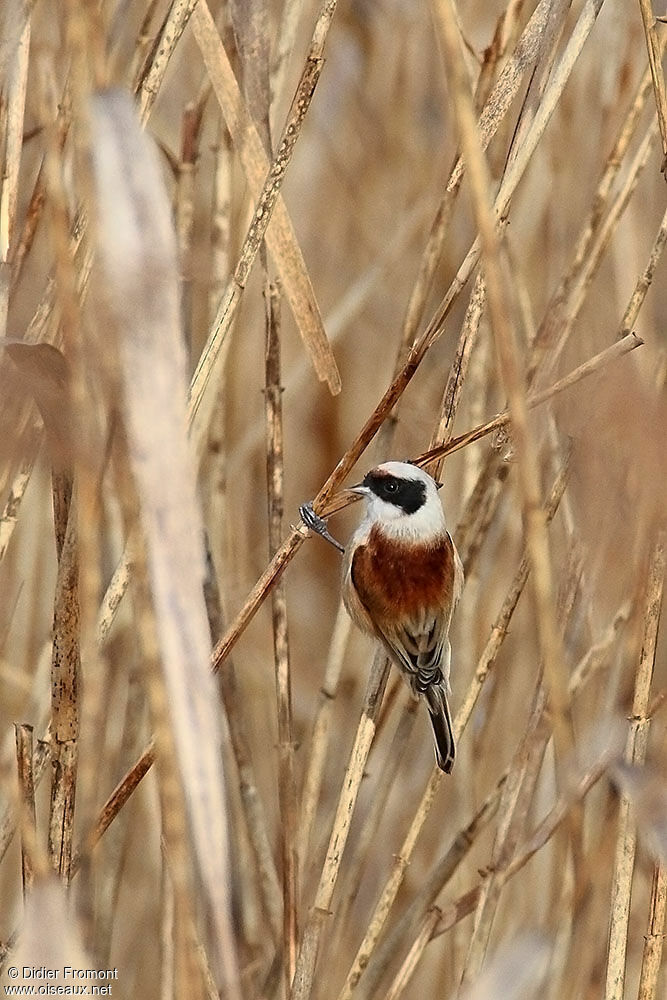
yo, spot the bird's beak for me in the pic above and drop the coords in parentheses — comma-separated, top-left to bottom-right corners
(346, 484, 371, 498)
(435, 480, 443, 491)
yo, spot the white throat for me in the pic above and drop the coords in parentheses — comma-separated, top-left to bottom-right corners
(355, 492, 447, 544)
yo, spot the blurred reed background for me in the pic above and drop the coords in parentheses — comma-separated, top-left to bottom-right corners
(0, 1, 666, 998)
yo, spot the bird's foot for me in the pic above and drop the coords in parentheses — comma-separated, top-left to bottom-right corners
(299, 502, 345, 554)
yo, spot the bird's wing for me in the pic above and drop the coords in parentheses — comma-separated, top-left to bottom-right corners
(352, 575, 451, 693)
(384, 610, 452, 693)
(347, 532, 462, 690)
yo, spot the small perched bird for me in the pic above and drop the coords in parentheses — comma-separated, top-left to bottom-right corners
(301, 461, 463, 773)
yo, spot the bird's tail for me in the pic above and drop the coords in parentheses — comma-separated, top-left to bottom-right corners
(424, 682, 456, 774)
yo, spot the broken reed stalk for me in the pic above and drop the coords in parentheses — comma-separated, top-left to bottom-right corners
(264, 279, 299, 992)
(604, 533, 665, 1000)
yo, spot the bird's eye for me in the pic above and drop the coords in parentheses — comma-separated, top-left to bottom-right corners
(385, 481, 398, 493)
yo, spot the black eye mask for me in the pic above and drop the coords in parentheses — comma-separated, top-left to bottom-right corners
(364, 473, 427, 515)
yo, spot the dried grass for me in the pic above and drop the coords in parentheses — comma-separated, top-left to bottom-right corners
(0, 2, 665, 999)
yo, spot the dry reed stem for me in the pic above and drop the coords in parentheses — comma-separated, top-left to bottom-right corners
(637, 861, 667, 1000)
(0, 731, 51, 865)
(70, 740, 156, 876)
(264, 279, 299, 993)
(47, 495, 80, 883)
(455, 455, 570, 733)
(637, 0, 667, 170)
(135, 0, 198, 124)
(290, 652, 390, 1000)
(338, 458, 567, 1000)
(604, 534, 665, 1000)
(36, 47, 84, 886)
(383, 906, 442, 1000)
(296, 602, 352, 877)
(458, 682, 549, 993)
(343, 598, 631, 999)
(160, 861, 175, 1000)
(418, 0, 607, 363)
(415, 334, 641, 471)
(435, 0, 572, 782)
(336, 460, 570, 1000)
(433, 731, 621, 941)
(14, 723, 36, 894)
(427, 272, 486, 475)
(176, 96, 205, 351)
(620, 200, 667, 335)
(397, 0, 563, 359)
(208, 117, 233, 320)
(190, 0, 340, 416)
(212, 330, 640, 679)
(1, 334, 639, 882)
(328, 698, 419, 957)
(218, 655, 283, 949)
(130, 533, 204, 1000)
(357, 774, 506, 1000)
(97, 0, 622, 674)
(90, 86, 240, 995)
(530, 63, 655, 377)
(557, 118, 659, 354)
(0, 8, 29, 339)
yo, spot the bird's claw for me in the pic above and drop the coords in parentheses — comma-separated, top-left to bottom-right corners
(299, 502, 345, 554)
